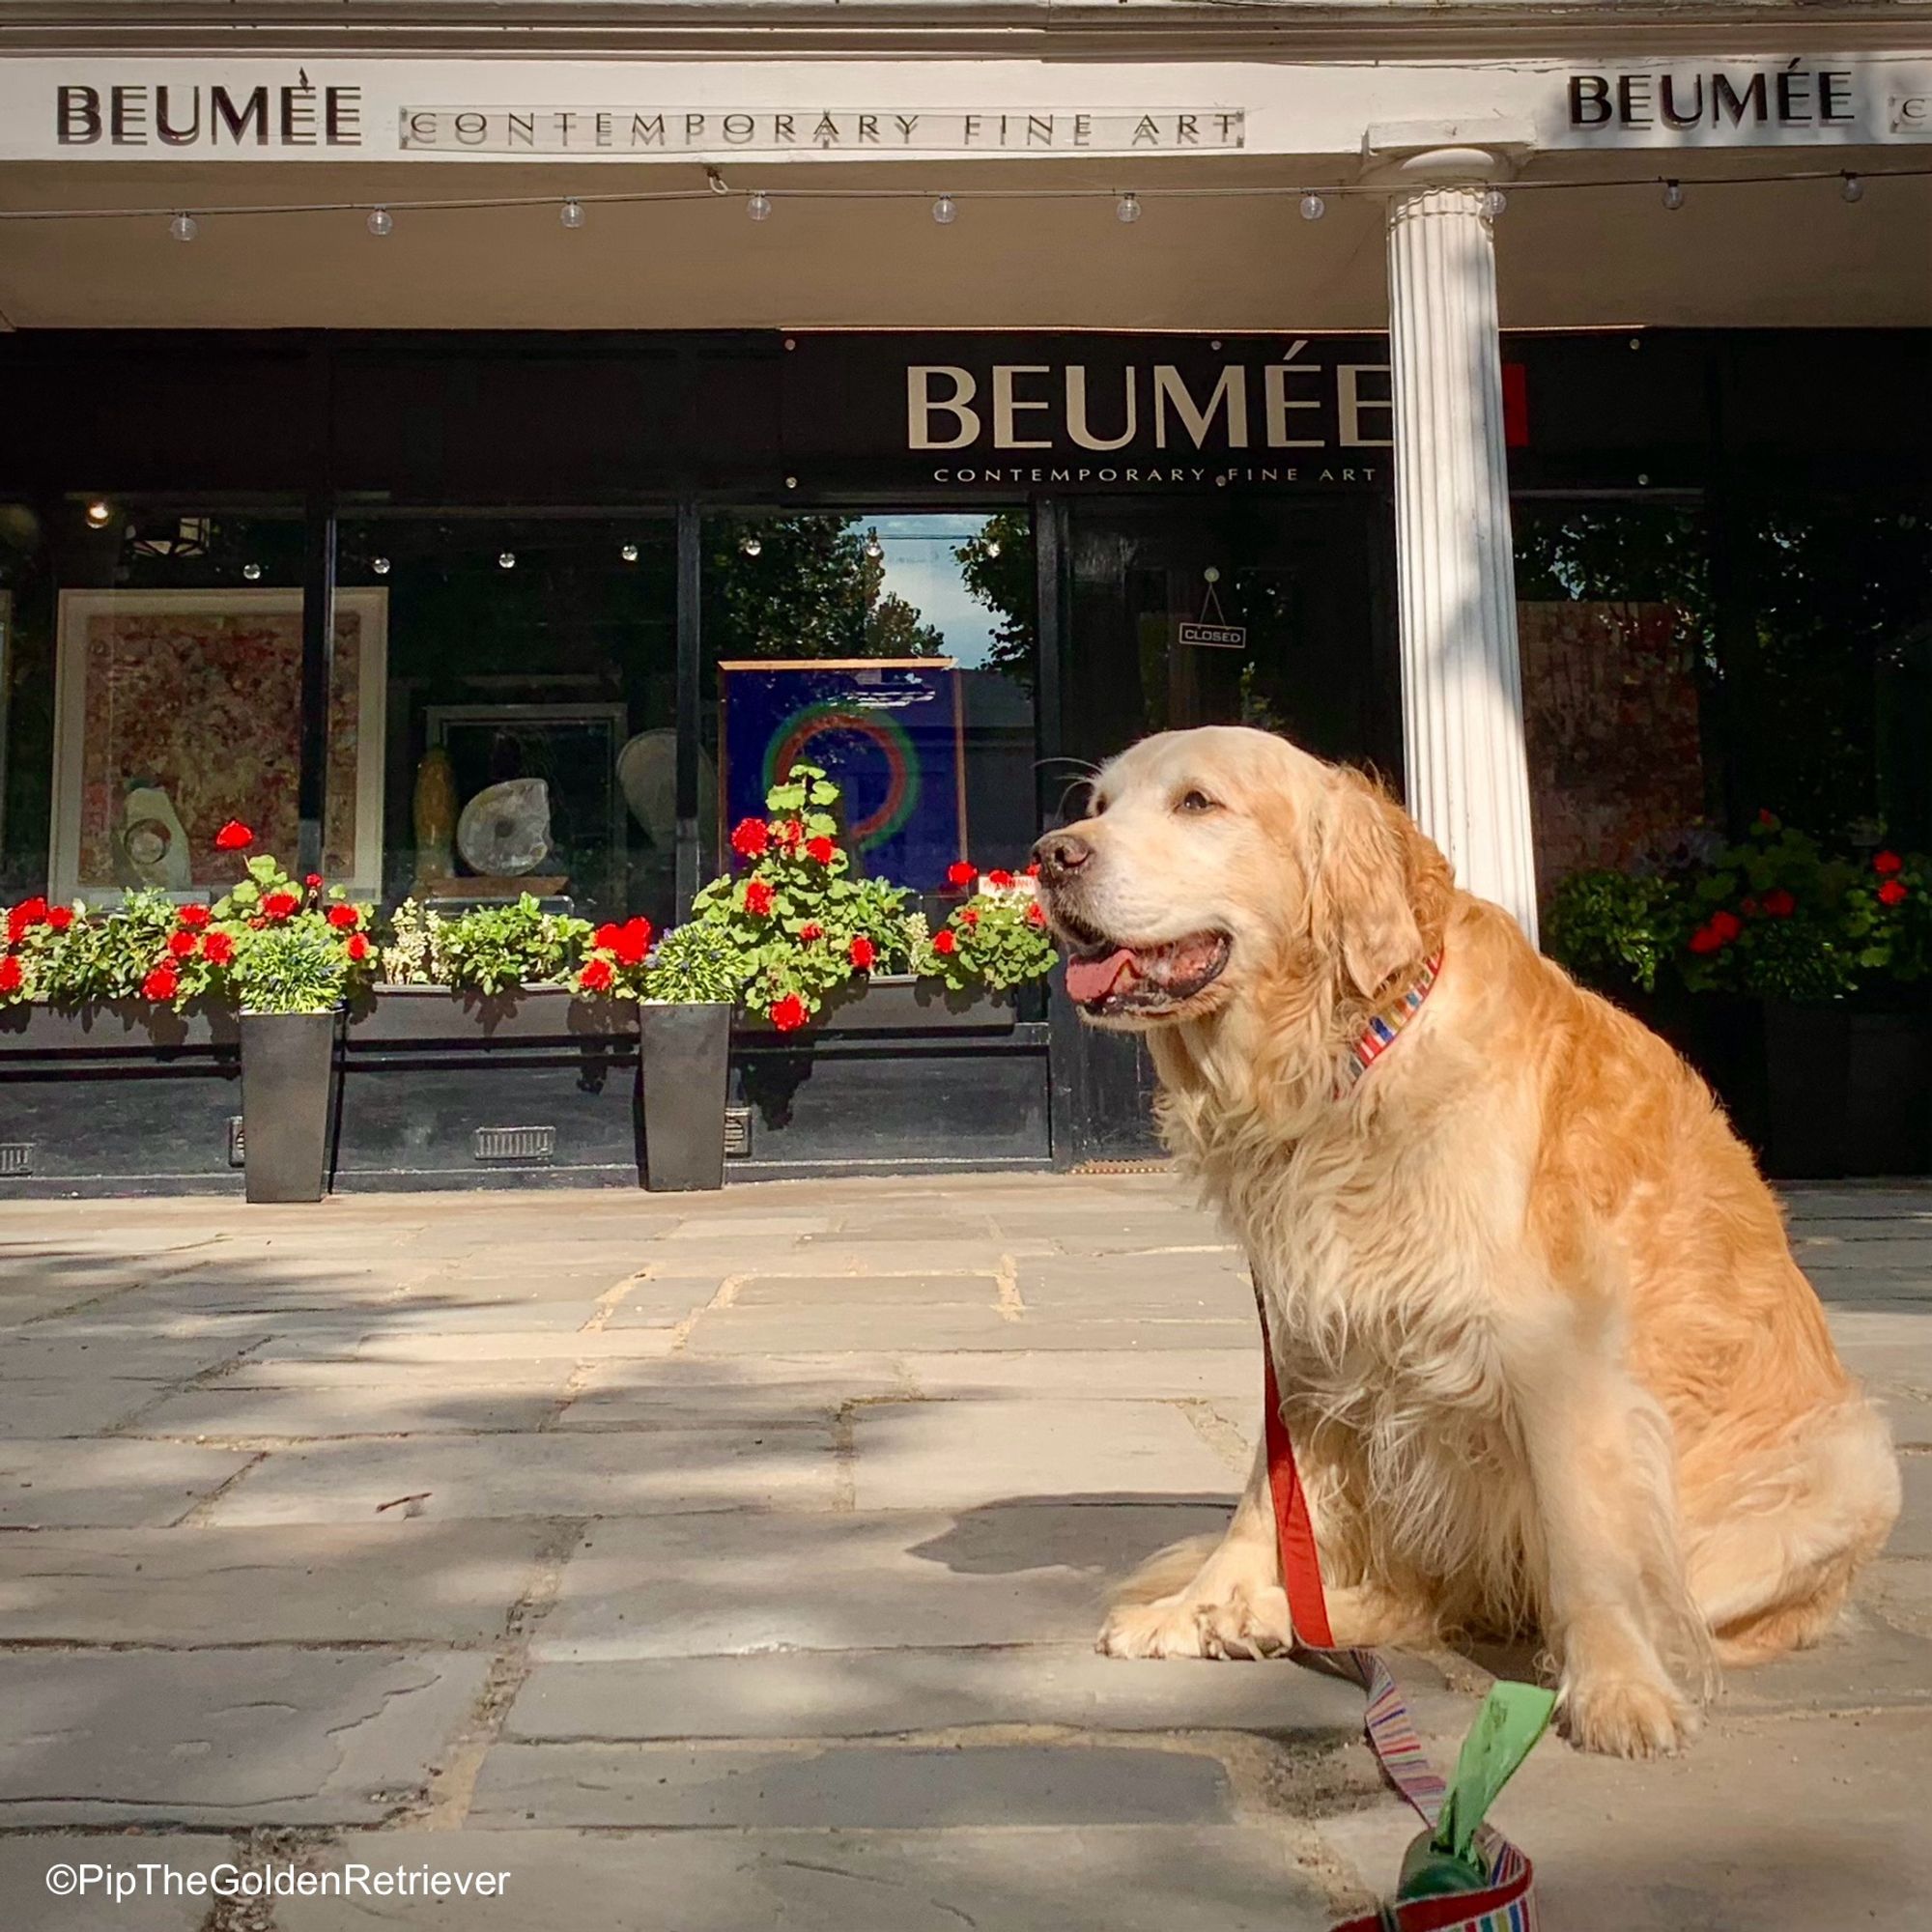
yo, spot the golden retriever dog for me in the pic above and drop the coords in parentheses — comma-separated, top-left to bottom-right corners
(1033, 725, 1898, 1757)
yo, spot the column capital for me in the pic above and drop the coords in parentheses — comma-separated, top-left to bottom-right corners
(1360, 118, 1533, 190)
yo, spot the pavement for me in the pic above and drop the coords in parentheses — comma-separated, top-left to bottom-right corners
(0, 1173, 1928, 1932)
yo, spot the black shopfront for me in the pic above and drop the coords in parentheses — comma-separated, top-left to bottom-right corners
(1, 327, 1927, 1187)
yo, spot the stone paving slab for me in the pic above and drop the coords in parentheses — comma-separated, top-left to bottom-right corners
(681, 1302, 1025, 1352)
(217, 1357, 581, 1395)
(0, 1649, 489, 1826)
(507, 1646, 1369, 1742)
(905, 1349, 1258, 1401)
(1887, 1455, 1932, 1558)
(0, 1334, 270, 1384)
(0, 1378, 170, 1439)
(0, 1833, 239, 1932)
(0, 1439, 256, 1529)
(249, 1327, 680, 1366)
(200, 1429, 837, 1525)
(556, 1353, 910, 1430)
(730, 1271, 1003, 1306)
(1719, 1603, 1932, 1712)
(1866, 1557, 1932, 1638)
(534, 1502, 1224, 1661)
(0, 1523, 552, 1644)
(280, 1826, 1338, 1932)
(468, 1740, 1237, 1829)
(851, 1398, 1241, 1509)
(127, 1381, 563, 1439)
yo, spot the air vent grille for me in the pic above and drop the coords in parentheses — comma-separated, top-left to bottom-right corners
(723, 1107, 753, 1157)
(473, 1124, 555, 1162)
(0, 1142, 33, 1178)
(227, 1117, 245, 1167)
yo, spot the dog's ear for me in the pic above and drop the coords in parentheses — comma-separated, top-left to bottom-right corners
(1317, 769, 1427, 998)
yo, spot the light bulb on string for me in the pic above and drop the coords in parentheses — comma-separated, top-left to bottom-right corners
(367, 207, 394, 237)
(1116, 193, 1141, 224)
(1482, 187, 1508, 218)
(739, 533, 762, 558)
(168, 213, 198, 243)
(372, 556, 391, 577)
(242, 562, 262, 582)
(560, 199, 585, 229)
(1841, 173, 1864, 204)
(747, 191, 773, 222)
(983, 538, 1002, 558)
(1299, 193, 1326, 222)
(497, 551, 516, 571)
(620, 543, 639, 563)
(1662, 180, 1686, 211)
(932, 195, 958, 226)
(84, 500, 113, 528)
(864, 535, 885, 561)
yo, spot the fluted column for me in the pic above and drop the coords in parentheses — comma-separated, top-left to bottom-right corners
(1384, 152, 1538, 944)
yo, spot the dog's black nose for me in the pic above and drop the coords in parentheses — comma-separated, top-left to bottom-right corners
(1031, 830, 1094, 885)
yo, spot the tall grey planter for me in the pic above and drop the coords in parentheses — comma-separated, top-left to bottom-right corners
(240, 1009, 339, 1203)
(638, 1002, 731, 1191)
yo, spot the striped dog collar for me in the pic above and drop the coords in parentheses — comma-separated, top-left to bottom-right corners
(1340, 951, 1444, 1092)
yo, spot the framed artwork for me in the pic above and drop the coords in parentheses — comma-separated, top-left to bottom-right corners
(49, 587, 387, 900)
(718, 658, 967, 890)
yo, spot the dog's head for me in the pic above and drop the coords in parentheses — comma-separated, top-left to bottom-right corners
(1033, 725, 1448, 1033)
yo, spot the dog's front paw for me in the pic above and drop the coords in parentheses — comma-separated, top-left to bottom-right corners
(1097, 1592, 1210, 1659)
(1559, 1669, 1697, 1758)
(1097, 1585, 1291, 1661)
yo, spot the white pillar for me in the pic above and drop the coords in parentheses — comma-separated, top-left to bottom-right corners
(1383, 151, 1539, 945)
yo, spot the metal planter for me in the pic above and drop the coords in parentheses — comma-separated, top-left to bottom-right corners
(638, 1002, 732, 1191)
(239, 1009, 341, 1204)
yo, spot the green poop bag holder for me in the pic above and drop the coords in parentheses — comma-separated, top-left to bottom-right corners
(1260, 1346, 1554, 1932)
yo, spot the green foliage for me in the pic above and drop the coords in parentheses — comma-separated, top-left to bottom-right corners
(230, 918, 349, 1015)
(431, 896, 594, 994)
(918, 874, 1056, 993)
(1545, 869, 1683, 996)
(641, 921, 743, 1006)
(8, 891, 181, 1004)
(706, 516, 943, 660)
(953, 511, 1036, 682)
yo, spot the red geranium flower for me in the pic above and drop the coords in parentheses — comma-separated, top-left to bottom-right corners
(1879, 879, 1909, 907)
(806, 836, 836, 867)
(769, 992, 809, 1032)
(579, 957, 614, 992)
(46, 905, 74, 933)
(1875, 850, 1904, 876)
(178, 904, 213, 929)
(961, 907, 980, 925)
(304, 872, 324, 890)
(799, 923, 824, 942)
(849, 934, 876, 970)
(745, 880, 776, 918)
(987, 869, 1014, 889)
(605, 916, 652, 966)
(346, 932, 371, 962)
(0, 955, 22, 995)
(933, 928, 958, 955)
(730, 817, 769, 860)
(213, 821, 252, 851)
(779, 819, 805, 852)
(261, 892, 299, 921)
(166, 929, 198, 958)
(1026, 903, 1047, 927)
(1762, 888, 1796, 918)
(8, 895, 48, 942)
(142, 963, 179, 1002)
(1688, 924, 1724, 955)
(202, 930, 234, 966)
(326, 903, 359, 929)
(947, 862, 977, 888)
(1709, 909, 1743, 942)
(1024, 862, 1040, 879)
(1756, 809, 1778, 828)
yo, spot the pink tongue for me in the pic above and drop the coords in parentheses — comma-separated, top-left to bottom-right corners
(1065, 948, 1135, 1004)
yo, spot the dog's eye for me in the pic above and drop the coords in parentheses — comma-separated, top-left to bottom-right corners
(1177, 789, 1218, 814)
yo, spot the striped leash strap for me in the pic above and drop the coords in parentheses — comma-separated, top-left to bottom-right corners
(1263, 1347, 1538, 1932)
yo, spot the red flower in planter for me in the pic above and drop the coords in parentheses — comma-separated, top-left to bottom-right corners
(610, 917, 653, 966)
(178, 904, 213, 929)
(166, 929, 198, 959)
(1875, 850, 1904, 876)
(1026, 903, 1047, 927)
(744, 880, 776, 918)
(304, 872, 324, 890)
(987, 869, 1014, 889)
(346, 932, 371, 962)
(730, 817, 769, 860)
(1879, 879, 1909, 907)
(770, 993, 809, 1032)
(142, 963, 179, 1002)
(1688, 924, 1725, 955)
(961, 907, 980, 925)
(1762, 888, 1796, 918)
(933, 928, 958, 955)
(806, 836, 836, 867)
(1709, 910, 1743, 943)
(1024, 862, 1040, 879)
(947, 862, 977, 889)
(46, 905, 74, 933)
(778, 819, 805, 853)
(799, 923, 824, 943)
(202, 930, 234, 966)
(261, 891, 299, 921)
(579, 957, 614, 992)
(849, 935, 876, 970)
(213, 821, 252, 851)
(0, 955, 22, 995)
(8, 896, 48, 942)
(326, 903, 359, 930)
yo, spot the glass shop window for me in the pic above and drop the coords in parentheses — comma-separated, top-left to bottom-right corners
(0, 496, 310, 905)
(337, 515, 677, 931)
(697, 510, 1037, 891)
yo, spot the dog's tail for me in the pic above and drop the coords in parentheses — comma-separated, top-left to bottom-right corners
(1102, 1533, 1221, 1614)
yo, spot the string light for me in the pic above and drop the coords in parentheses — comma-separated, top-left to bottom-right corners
(932, 194, 958, 225)
(497, 551, 516, 570)
(983, 538, 1002, 557)
(366, 207, 393, 237)
(560, 198, 585, 229)
(242, 562, 262, 581)
(1841, 173, 1865, 204)
(620, 542, 639, 562)
(1482, 187, 1509, 218)
(84, 500, 112, 527)
(372, 556, 391, 576)
(739, 533, 762, 557)
(1662, 179, 1686, 211)
(747, 190, 773, 222)
(864, 535, 885, 560)
(1116, 192, 1141, 224)
(1299, 192, 1326, 221)
(168, 212, 198, 243)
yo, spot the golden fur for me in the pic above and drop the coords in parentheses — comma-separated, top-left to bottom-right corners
(1038, 726, 1899, 1756)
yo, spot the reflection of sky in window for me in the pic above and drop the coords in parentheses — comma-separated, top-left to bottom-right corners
(867, 513, 1002, 668)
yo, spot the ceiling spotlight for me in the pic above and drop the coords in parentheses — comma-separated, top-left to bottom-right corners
(1116, 193, 1141, 224)
(367, 207, 394, 237)
(497, 551, 516, 570)
(84, 499, 113, 527)
(1841, 173, 1864, 204)
(372, 556, 391, 576)
(1482, 187, 1509, 218)
(168, 213, 198, 243)
(705, 168, 729, 196)
(621, 542, 639, 562)
(1662, 179, 1685, 211)
(739, 533, 763, 557)
(1299, 192, 1326, 222)
(747, 190, 773, 222)
(560, 199, 585, 229)
(242, 562, 262, 582)
(932, 194, 958, 226)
